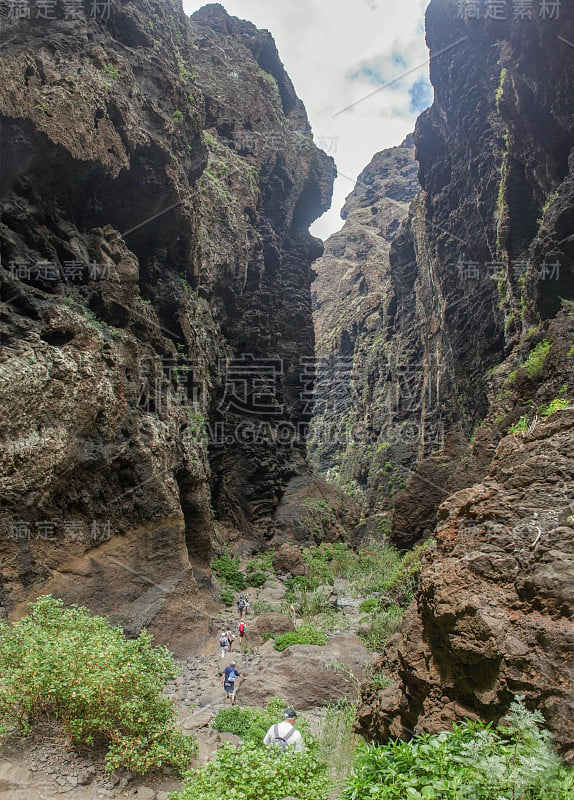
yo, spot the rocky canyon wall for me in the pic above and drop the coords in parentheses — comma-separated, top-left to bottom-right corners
(0, 0, 343, 653)
(311, 0, 574, 757)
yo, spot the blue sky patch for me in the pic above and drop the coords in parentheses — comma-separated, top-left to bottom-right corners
(409, 75, 433, 112)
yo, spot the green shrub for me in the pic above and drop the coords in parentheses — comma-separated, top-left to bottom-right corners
(211, 552, 247, 591)
(273, 625, 327, 652)
(170, 741, 329, 800)
(0, 596, 196, 774)
(341, 698, 573, 800)
(172, 110, 184, 124)
(220, 588, 234, 607)
(523, 339, 552, 379)
(245, 569, 267, 588)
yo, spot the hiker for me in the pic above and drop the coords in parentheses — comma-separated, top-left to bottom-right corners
(219, 631, 229, 659)
(222, 661, 245, 705)
(244, 594, 251, 615)
(237, 595, 246, 618)
(263, 708, 304, 752)
(225, 628, 235, 652)
(238, 619, 246, 648)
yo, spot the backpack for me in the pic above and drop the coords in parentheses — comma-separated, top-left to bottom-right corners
(220, 636, 228, 648)
(272, 724, 296, 752)
(239, 621, 245, 635)
(238, 599, 245, 610)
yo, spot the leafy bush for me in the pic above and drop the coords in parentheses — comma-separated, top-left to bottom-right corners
(273, 624, 328, 652)
(103, 63, 120, 80)
(170, 741, 329, 800)
(0, 596, 196, 774)
(244, 565, 267, 588)
(211, 551, 247, 591)
(341, 699, 573, 800)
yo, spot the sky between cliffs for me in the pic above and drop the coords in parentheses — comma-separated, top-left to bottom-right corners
(182, 0, 431, 239)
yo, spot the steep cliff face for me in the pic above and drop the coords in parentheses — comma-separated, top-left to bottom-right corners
(0, 0, 337, 651)
(310, 137, 419, 522)
(342, 0, 574, 757)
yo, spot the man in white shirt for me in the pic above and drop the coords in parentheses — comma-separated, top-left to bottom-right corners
(263, 708, 305, 752)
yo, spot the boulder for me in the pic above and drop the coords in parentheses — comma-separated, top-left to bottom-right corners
(239, 634, 375, 709)
(273, 544, 307, 577)
(250, 613, 295, 645)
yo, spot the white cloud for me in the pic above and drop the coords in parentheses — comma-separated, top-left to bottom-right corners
(182, 0, 431, 238)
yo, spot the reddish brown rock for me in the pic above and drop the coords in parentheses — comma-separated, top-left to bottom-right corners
(356, 411, 574, 761)
(272, 544, 307, 577)
(240, 634, 375, 709)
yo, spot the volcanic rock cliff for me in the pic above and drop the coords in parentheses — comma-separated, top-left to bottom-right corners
(0, 0, 350, 652)
(312, 0, 574, 758)
(310, 136, 419, 524)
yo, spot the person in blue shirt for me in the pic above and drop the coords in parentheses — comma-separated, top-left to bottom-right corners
(222, 661, 245, 704)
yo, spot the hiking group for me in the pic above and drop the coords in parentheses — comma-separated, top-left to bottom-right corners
(217, 596, 304, 752)
(237, 594, 250, 617)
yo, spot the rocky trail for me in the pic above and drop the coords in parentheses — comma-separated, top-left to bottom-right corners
(0, 575, 373, 800)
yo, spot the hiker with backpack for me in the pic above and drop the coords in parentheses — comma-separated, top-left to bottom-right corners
(238, 619, 246, 649)
(237, 595, 245, 618)
(263, 708, 304, 752)
(225, 628, 235, 652)
(219, 631, 229, 659)
(222, 661, 245, 705)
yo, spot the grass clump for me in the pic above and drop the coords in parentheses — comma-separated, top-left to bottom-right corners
(273, 625, 328, 652)
(540, 397, 569, 417)
(509, 414, 530, 435)
(523, 339, 552, 379)
(0, 596, 196, 775)
(359, 604, 405, 652)
(341, 698, 573, 800)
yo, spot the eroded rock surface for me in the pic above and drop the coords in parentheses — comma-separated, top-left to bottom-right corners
(357, 411, 574, 759)
(0, 0, 337, 646)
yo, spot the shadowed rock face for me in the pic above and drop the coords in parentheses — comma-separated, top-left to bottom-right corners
(310, 136, 420, 521)
(342, 0, 574, 758)
(0, 0, 336, 651)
